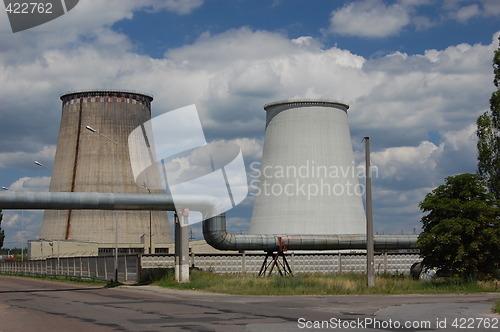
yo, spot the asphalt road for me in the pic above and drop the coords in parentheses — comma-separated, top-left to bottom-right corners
(0, 276, 498, 332)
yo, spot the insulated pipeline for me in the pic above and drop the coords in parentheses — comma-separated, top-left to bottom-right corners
(0, 191, 418, 251)
(202, 213, 418, 251)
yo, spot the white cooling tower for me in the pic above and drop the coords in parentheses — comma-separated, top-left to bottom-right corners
(249, 100, 366, 235)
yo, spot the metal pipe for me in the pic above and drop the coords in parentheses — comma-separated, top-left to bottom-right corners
(202, 213, 418, 251)
(0, 191, 219, 214)
(0, 191, 418, 251)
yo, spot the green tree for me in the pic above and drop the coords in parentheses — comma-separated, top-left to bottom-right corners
(476, 36, 500, 198)
(417, 173, 499, 278)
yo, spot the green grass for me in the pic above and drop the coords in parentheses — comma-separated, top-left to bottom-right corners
(494, 299, 500, 314)
(152, 269, 499, 296)
(4, 269, 498, 296)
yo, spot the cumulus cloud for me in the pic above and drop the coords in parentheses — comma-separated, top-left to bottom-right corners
(445, 0, 500, 22)
(7, 176, 51, 192)
(228, 61, 281, 97)
(1, 210, 44, 247)
(327, 0, 500, 38)
(366, 121, 479, 234)
(329, 0, 411, 38)
(454, 4, 481, 23)
(442, 123, 477, 151)
(350, 36, 496, 150)
(0, 146, 56, 169)
(0, 0, 203, 64)
(157, 138, 262, 192)
(146, 0, 204, 15)
(372, 141, 443, 183)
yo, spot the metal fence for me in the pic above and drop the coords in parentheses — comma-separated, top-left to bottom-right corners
(0, 255, 139, 282)
(0, 252, 421, 282)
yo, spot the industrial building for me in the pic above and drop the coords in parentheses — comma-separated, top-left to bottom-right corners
(249, 100, 366, 235)
(31, 90, 172, 258)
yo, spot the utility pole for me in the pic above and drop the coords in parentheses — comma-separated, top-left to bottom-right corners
(142, 184, 152, 254)
(364, 137, 375, 287)
(174, 209, 190, 283)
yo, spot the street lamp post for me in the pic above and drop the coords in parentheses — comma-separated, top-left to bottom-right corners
(85, 126, 118, 144)
(86, 125, 120, 283)
(142, 184, 152, 254)
(34, 160, 52, 171)
(34, 161, 60, 273)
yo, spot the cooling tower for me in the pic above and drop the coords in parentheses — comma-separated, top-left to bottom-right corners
(249, 100, 366, 235)
(39, 90, 172, 249)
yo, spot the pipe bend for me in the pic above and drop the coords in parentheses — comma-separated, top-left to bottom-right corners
(202, 215, 418, 251)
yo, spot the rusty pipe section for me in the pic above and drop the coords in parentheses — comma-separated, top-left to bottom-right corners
(0, 191, 418, 251)
(202, 213, 418, 251)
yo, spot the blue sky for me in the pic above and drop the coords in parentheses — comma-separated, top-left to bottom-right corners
(0, 0, 499, 248)
(113, 0, 499, 58)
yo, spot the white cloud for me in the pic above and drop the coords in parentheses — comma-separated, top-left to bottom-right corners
(2, 27, 497, 178)
(165, 28, 295, 68)
(365, 123, 478, 191)
(1, 210, 44, 247)
(8, 27, 493, 163)
(146, 0, 204, 15)
(8, 176, 51, 192)
(228, 61, 282, 97)
(0, 146, 56, 169)
(454, 4, 481, 23)
(482, 0, 500, 16)
(159, 138, 262, 185)
(363, 105, 479, 226)
(366, 122, 479, 234)
(328, 0, 410, 38)
(232, 138, 263, 161)
(3, 213, 20, 228)
(445, 0, 500, 22)
(371, 141, 443, 183)
(442, 123, 477, 151)
(350, 34, 496, 151)
(0, 0, 203, 65)
(326, 0, 500, 38)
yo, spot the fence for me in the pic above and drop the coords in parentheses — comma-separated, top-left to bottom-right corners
(141, 252, 420, 275)
(0, 252, 421, 283)
(0, 255, 139, 282)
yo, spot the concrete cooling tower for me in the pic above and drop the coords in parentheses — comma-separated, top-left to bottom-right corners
(249, 100, 366, 235)
(39, 90, 172, 253)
